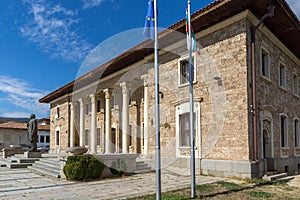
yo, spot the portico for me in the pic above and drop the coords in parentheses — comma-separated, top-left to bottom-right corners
(58, 75, 150, 155)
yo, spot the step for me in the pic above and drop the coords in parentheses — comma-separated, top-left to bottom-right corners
(0, 161, 7, 167)
(28, 166, 60, 179)
(10, 156, 39, 163)
(135, 168, 153, 174)
(7, 162, 32, 169)
(263, 172, 288, 181)
(38, 158, 60, 165)
(6, 157, 18, 163)
(33, 162, 60, 173)
(136, 165, 151, 170)
(277, 176, 294, 182)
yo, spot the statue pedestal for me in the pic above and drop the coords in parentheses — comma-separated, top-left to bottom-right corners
(24, 151, 42, 158)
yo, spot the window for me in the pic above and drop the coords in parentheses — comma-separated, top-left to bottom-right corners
(280, 114, 288, 147)
(97, 128, 101, 146)
(295, 119, 300, 147)
(40, 135, 45, 143)
(56, 107, 60, 118)
(85, 104, 89, 115)
(56, 131, 60, 145)
(261, 48, 270, 79)
(111, 94, 115, 109)
(46, 136, 50, 143)
(85, 129, 89, 146)
(179, 113, 195, 147)
(279, 63, 286, 88)
(97, 100, 101, 113)
(129, 124, 132, 146)
(293, 74, 299, 96)
(178, 55, 196, 85)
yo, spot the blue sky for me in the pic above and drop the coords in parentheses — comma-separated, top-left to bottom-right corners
(0, 0, 299, 119)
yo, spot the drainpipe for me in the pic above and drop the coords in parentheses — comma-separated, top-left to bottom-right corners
(250, 6, 275, 162)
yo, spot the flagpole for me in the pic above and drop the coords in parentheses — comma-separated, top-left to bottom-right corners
(188, 0, 196, 198)
(154, 0, 161, 199)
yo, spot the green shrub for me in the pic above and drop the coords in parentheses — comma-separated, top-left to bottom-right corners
(63, 155, 105, 181)
(110, 159, 127, 175)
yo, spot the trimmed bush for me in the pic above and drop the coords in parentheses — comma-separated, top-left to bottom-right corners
(63, 155, 105, 181)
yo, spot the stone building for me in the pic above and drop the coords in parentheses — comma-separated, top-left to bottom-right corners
(39, 0, 300, 178)
(0, 120, 50, 149)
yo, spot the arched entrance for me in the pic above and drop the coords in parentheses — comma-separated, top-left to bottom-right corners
(260, 110, 275, 172)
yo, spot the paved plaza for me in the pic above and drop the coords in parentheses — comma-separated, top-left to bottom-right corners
(0, 167, 222, 200)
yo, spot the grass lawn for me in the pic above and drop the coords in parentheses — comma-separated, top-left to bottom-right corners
(129, 179, 300, 199)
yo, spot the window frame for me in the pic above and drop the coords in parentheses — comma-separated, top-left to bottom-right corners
(178, 54, 197, 87)
(295, 118, 300, 148)
(260, 47, 270, 80)
(179, 112, 196, 147)
(278, 62, 287, 89)
(293, 73, 299, 97)
(280, 114, 288, 148)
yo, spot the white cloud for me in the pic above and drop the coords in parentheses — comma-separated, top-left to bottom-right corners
(20, 0, 93, 62)
(286, 0, 300, 19)
(0, 76, 49, 117)
(2, 112, 33, 118)
(82, 0, 112, 9)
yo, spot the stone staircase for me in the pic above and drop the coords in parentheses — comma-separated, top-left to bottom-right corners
(263, 171, 294, 182)
(135, 159, 153, 174)
(28, 157, 61, 179)
(0, 154, 39, 169)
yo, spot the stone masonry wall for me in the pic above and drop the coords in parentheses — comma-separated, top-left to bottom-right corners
(146, 19, 250, 161)
(252, 19, 300, 174)
(50, 97, 70, 152)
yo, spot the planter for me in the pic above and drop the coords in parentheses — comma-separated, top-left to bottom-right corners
(67, 146, 88, 155)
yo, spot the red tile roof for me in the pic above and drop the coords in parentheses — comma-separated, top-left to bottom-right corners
(39, 0, 300, 104)
(0, 121, 50, 131)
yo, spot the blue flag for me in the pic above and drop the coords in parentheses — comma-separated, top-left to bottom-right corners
(143, 0, 155, 40)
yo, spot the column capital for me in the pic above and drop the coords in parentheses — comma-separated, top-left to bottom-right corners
(90, 94, 96, 104)
(141, 74, 149, 87)
(78, 98, 84, 107)
(103, 89, 112, 99)
(69, 102, 74, 110)
(120, 82, 128, 94)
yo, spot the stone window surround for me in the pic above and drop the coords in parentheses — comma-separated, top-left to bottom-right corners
(175, 100, 201, 158)
(292, 72, 299, 97)
(260, 46, 271, 81)
(260, 111, 274, 159)
(177, 53, 197, 87)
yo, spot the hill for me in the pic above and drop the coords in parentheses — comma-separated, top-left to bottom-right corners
(0, 117, 29, 124)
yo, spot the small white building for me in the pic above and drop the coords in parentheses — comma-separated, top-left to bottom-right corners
(0, 119, 50, 149)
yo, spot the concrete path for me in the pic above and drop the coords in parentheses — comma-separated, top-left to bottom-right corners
(0, 167, 222, 199)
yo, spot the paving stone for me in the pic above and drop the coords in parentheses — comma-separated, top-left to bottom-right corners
(0, 164, 223, 199)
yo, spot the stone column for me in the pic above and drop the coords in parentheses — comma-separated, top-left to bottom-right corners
(120, 82, 129, 153)
(104, 89, 112, 153)
(141, 75, 149, 155)
(78, 98, 85, 146)
(69, 102, 75, 148)
(90, 94, 97, 154)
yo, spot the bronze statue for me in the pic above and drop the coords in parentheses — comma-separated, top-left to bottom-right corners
(27, 114, 38, 151)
